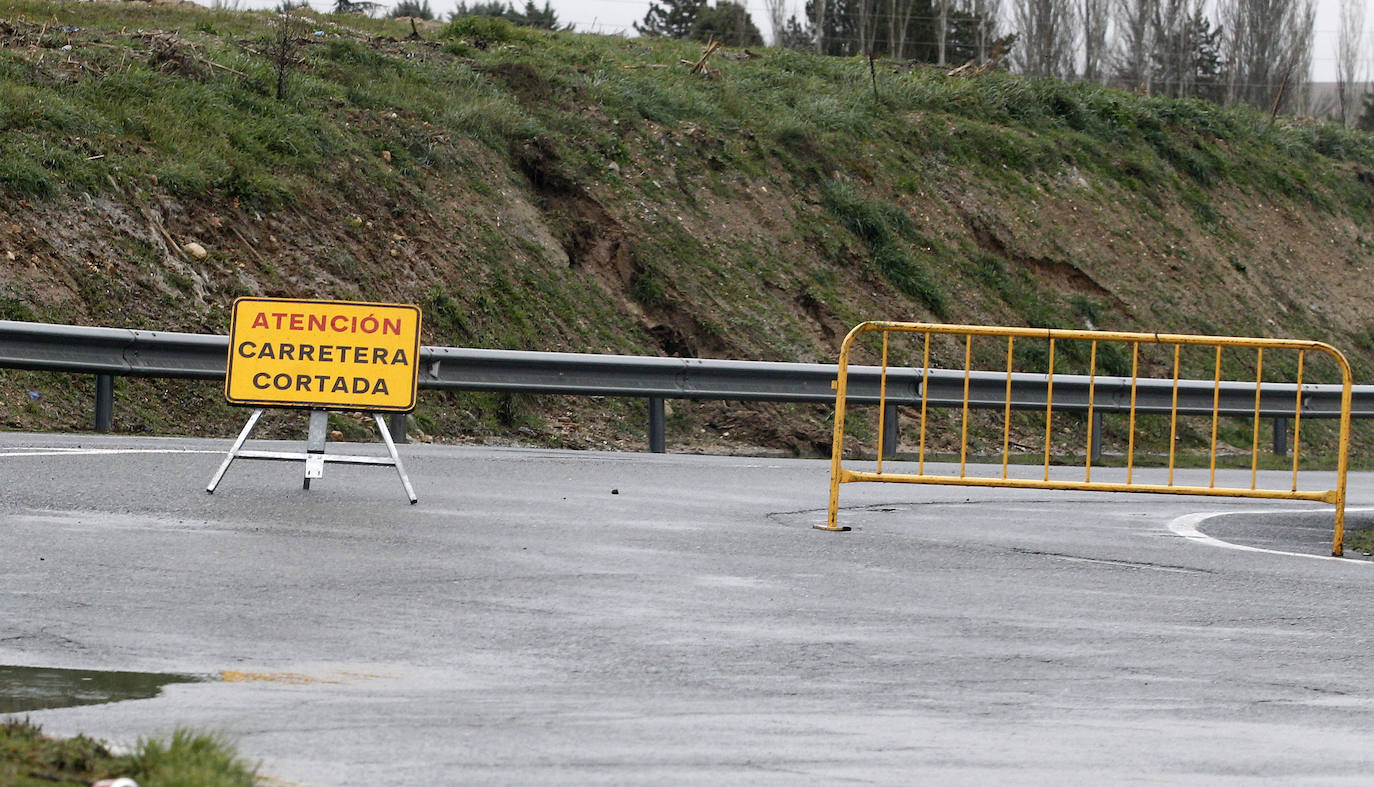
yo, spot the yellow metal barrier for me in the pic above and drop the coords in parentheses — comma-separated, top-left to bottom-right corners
(822, 321, 1355, 556)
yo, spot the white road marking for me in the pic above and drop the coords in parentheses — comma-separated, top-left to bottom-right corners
(1168, 508, 1374, 563)
(4, 446, 1369, 567)
(0, 448, 220, 457)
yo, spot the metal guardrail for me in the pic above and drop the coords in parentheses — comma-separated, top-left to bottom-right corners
(0, 318, 1367, 448)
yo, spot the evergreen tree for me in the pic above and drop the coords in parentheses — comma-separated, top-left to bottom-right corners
(449, 1, 511, 20)
(691, 1, 764, 46)
(448, 0, 565, 28)
(941, 8, 1016, 64)
(1358, 91, 1374, 132)
(388, 0, 434, 18)
(805, 0, 862, 56)
(333, 0, 381, 14)
(1152, 10, 1223, 99)
(512, 0, 565, 29)
(636, 0, 707, 38)
(778, 14, 816, 50)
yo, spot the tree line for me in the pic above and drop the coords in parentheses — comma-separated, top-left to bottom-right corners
(350, 0, 567, 30)
(356, 0, 1374, 126)
(630, 0, 1371, 124)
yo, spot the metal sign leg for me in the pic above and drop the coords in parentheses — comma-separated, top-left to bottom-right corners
(374, 413, 418, 504)
(304, 410, 328, 490)
(207, 408, 417, 503)
(206, 408, 265, 494)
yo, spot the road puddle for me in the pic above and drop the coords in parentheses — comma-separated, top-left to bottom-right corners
(1, 664, 200, 713)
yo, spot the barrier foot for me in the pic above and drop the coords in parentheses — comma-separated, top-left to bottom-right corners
(207, 408, 265, 494)
(812, 524, 851, 532)
(374, 413, 418, 505)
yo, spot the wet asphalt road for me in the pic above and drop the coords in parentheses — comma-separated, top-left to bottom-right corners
(4, 431, 1374, 785)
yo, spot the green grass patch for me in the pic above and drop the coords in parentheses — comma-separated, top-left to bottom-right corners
(2, 4, 1372, 215)
(0, 719, 257, 787)
(820, 180, 947, 316)
(1345, 528, 1374, 556)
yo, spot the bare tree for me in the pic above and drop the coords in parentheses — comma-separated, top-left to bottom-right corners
(1014, 0, 1078, 77)
(1151, 0, 1194, 96)
(1284, 0, 1315, 114)
(854, 0, 882, 58)
(966, 0, 1004, 62)
(890, 0, 921, 60)
(763, 0, 787, 44)
(1081, 0, 1109, 81)
(1220, 0, 1314, 113)
(271, 11, 307, 100)
(1336, 0, 1366, 126)
(1113, 0, 1157, 89)
(936, 0, 950, 64)
(813, 0, 827, 53)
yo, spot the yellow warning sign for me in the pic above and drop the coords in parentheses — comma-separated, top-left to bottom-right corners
(225, 297, 422, 412)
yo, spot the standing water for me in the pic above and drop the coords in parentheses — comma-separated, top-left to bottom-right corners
(1, 665, 200, 713)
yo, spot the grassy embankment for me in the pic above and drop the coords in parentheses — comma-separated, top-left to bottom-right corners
(2, 1, 1374, 460)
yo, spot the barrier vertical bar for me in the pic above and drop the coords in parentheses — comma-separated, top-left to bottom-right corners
(1291, 351, 1305, 493)
(1250, 348, 1263, 490)
(1127, 342, 1139, 484)
(918, 331, 931, 475)
(94, 373, 114, 433)
(1043, 338, 1055, 482)
(821, 325, 858, 532)
(877, 331, 889, 473)
(648, 396, 666, 454)
(1085, 341, 1097, 482)
(1332, 361, 1353, 556)
(959, 335, 972, 478)
(1002, 336, 1014, 480)
(1209, 346, 1222, 488)
(1168, 345, 1181, 486)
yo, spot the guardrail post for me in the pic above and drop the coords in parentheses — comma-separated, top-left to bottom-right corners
(1273, 417, 1287, 457)
(388, 412, 408, 445)
(1091, 411, 1103, 461)
(648, 396, 666, 453)
(882, 403, 898, 459)
(94, 374, 114, 432)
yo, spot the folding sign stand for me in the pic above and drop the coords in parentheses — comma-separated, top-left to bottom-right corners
(206, 409, 417, 504)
